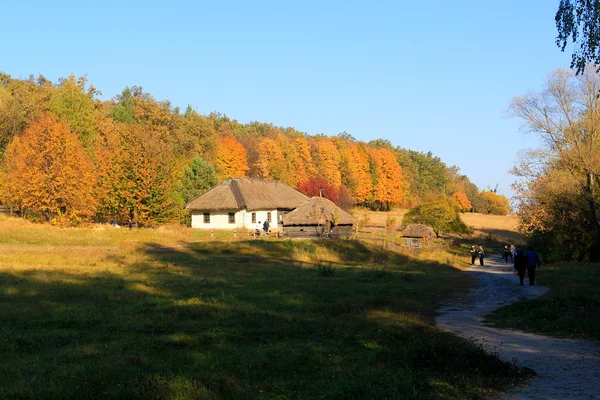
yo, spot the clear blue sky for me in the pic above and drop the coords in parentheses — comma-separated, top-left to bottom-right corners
(2, 1, 572, 197)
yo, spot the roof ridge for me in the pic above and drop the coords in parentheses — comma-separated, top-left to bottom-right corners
(230, 179, 246, 208)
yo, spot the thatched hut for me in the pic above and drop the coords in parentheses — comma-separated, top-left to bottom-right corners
(282, 197, 354, 238)
(185, 178, 308, 230)
(401, 224, 436, 248)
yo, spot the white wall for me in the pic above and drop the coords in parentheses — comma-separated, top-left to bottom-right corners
(190, 209, 280, 229)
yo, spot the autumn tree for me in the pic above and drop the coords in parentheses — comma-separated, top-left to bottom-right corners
(48, 75, 99, 152)
(296, 176, 340, 205)
(339, 143, 373, 204)
(450, 192, 473, 212)
(253, 137, 287, 180)
(215, 136, 249, 180)
(368, 147, 405, 209)
(0, 114, 97, 224)
(510, 67, 600, 260)
(312, 139, 342, 188)
(96, 123, 176, 226)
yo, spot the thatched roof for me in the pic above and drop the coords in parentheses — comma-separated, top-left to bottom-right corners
(402, 224, 436, 238)
(185, 178, 309, 211)
(282, 197, 355, 226)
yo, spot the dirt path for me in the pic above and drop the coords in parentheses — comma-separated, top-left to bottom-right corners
(436, 255, 600, 399)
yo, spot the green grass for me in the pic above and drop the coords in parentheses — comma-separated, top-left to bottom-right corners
(0, 216, 530, 399)
(486, 262, 600, 341)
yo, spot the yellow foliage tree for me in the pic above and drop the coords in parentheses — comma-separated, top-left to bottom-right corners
(368, 147, 405, 208)
(0, 113, 97, 224)
(215, 136, 249, 180)
(340, 143, 373, 203)
(312, 139, 342, 188)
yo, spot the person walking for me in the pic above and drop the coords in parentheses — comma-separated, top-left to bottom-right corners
(263, 220, 270, 235)
(478, 246, 485, 266)
(503, 246, 511, 263)
(509, 244, 516, 263)
(514, 248, 527, 285)
(524, 246, 542, 285)
(470, 245, 477, 265)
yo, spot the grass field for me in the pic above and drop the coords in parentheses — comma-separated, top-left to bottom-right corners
(486, 262, 600, 341)
(0, 215, 530, 399)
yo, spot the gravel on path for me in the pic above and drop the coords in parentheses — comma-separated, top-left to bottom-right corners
(436, 256, 600, 399)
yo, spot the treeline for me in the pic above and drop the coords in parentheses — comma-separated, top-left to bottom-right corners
(0, 73, 508, 225)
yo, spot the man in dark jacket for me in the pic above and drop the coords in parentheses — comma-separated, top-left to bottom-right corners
(524, 246, 542, 285)
(470, 246, 477, 265)
(514, 248, 527, 285)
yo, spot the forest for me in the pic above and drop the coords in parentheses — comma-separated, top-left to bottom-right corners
(0, 73, 509, 226)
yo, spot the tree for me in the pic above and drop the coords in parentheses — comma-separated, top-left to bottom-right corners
(312, 139, 342, 188)
(0, 114, 97, 224)
(402, 195, 470, 236)
(296, 176, 340, 205)
(215, 136, 249, 180)
(479, 191, 511, 215)
(510, 67, 600, 260)
(48, 75, 99, 152)
(368, 147, 405, 209)
(96, 123, 176, 226)
(339, 143, 373, 204)
(176, 156, 218, 205)
(556, 0, 600, 74)
(450, 192, 473, 212)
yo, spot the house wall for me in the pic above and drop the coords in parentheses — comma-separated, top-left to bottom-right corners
(190, 209, 281, 230)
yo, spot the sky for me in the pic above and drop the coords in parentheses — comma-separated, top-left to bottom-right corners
(1, 1, 573, 197)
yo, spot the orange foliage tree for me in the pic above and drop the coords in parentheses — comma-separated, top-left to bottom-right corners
(450, 192, 472, 212)
(215, 136, 249, 180)
(368, 148, 405, 209)
(0, 114, 97, 224)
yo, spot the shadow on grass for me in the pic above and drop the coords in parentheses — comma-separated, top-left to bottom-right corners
(0, 240, 528, 399)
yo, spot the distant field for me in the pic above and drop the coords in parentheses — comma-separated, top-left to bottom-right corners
(0, 215, 528, 399)
(351, 208, 522, 243)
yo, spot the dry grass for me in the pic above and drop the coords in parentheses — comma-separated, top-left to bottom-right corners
(460, 213, 523, 244)
(350, 208, 523, 244)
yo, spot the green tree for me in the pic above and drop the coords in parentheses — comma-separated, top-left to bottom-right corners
(556, 0, 600, 74)
(403, 195, 470, 236)
(176, 156, 218, 205)
(48, 75, 99, 152)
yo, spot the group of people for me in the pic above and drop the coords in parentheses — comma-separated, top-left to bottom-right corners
(469, 245, 485, 265)
(255, 220, 270, 236)
(513, 246, 542, 286)
(469, 243, 542, 285)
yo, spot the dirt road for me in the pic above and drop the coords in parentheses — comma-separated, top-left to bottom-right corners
(436, 256, 600, 399)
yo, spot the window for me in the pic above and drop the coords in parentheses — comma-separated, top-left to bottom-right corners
(267, 212, 272, 223)
(228, 212, 235, 224)
(251, 212, 256, 223)
(203, 213, 210, 223)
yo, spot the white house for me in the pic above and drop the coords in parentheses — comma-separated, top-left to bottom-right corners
(185, 178, 309, 230)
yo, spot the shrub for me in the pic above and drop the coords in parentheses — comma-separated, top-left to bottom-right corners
(403, 195, 470, 236)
